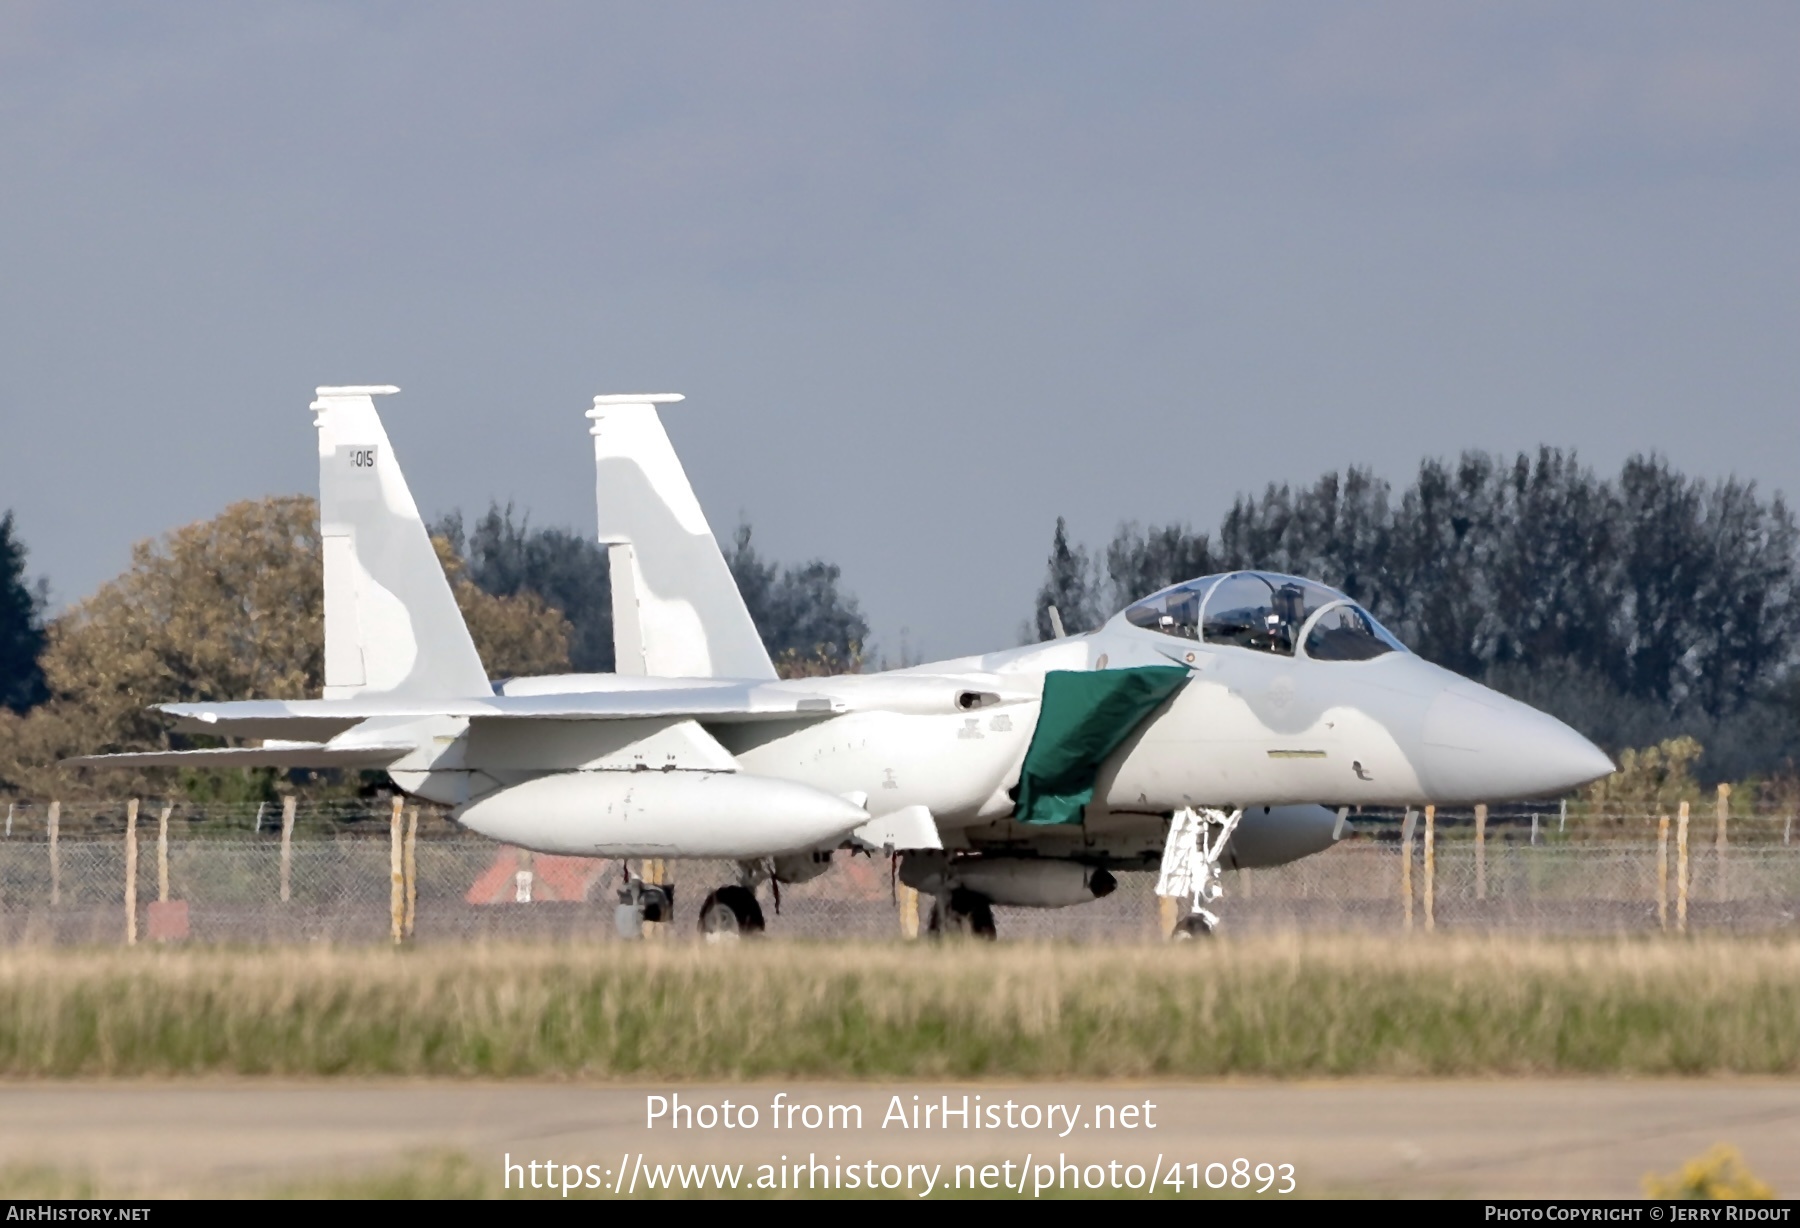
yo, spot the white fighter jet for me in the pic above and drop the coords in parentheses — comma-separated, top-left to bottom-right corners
(70, 386, 1616, 939)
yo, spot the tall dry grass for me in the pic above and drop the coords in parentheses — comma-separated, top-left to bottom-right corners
(0, 936, 1795, 1079)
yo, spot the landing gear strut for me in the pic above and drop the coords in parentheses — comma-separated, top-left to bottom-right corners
(1156, 806, 1242, 939)
(925, 887, 997, 940)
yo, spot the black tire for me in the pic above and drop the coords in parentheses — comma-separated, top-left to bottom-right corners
(1173, 913, 1216, 940)
(926, 888, 997, 941)
(699, 885, 765, 940)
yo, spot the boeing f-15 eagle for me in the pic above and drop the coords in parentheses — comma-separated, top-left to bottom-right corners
(69, 386, 1615, 939)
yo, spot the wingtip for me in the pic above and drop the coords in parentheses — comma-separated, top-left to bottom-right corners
(314, 385, 401, 398)
(587, 393, 685, 417)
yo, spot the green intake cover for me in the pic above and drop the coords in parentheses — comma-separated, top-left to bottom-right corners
(1012, 665, 1190, 826)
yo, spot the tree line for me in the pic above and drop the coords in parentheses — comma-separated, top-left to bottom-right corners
(430, 505, 867, 677)
(1033, 448, 1800, 780)
(0, 514, 48, 714)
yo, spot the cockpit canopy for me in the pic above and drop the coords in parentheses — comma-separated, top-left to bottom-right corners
(1121, 571, 1407, 661)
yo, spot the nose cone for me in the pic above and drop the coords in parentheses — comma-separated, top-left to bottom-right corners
(1416, 684, 1615, 803)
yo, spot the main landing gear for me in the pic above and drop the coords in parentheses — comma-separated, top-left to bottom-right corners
(698, 885, 765, 942)
(692, 851, 831, 941)
(614, 874, 673, 940)
(696, 857, 784, 942)
(610, 860, 773, 942)
(610, 852, 829, 942)
(924, 886, 997, 940)
(1156, 806, 1242, 940)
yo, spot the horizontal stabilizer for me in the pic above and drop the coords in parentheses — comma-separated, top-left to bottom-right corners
(63, 743, 417, 770)
(160, 683, 843, 726)
(163, 715, 365, 741)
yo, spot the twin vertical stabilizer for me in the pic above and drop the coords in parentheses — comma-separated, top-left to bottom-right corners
(312, 385, 772, 694)
(313, 386, 492, 700)
(589, 395, 777, 680)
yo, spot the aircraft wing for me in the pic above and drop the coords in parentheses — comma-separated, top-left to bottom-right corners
(158, 684, 844, 727)
(63, 743, 417, 769)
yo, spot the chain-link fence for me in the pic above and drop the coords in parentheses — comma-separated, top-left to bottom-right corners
(0, 800, 1795, 944)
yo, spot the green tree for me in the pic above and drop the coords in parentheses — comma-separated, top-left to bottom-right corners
(0, 496, 570, 800)
(1031, 517, 1100, 640)
(1579, 735, 1703, 812)
(431, 537, 572, 679)
(436, 504, 613, 671)
(1103, 522, 1216, 617)
(436, 507, 871, 676)
(723, 523, 867, 674)
(1037, 448, 1800, 777)
(0, 511, 48, 713)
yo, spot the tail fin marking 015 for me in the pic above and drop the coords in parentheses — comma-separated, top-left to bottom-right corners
(588, 394, 777, 681)
(312, 385, 492, 700)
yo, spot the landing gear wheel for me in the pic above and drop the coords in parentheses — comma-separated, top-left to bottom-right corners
(698, 885, 765, 942)
(614, 881, 672, 939)
(925, 888, 997, 940)
(1173, 912, 1217, 940)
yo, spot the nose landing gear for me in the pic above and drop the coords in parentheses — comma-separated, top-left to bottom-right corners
(1156, 806, 1242, 939)
(1173, 912, 1217, 939)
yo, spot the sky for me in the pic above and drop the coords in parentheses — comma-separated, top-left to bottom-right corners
(2, 2, 1797, 664)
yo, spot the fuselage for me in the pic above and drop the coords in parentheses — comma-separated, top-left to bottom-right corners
(427, 591, 1610, 826)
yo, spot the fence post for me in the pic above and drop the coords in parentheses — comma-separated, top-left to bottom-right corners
(1474, 803, 1487, 902)
(278, 796, 297, 903)
(48, 801, 60, 906)
(1676, 800, 1690, 933)
(157, 804, 171, 904)
(900, 883, 921, 939)
(1656, 814, 1669, 931)
(388, 796, 405, 945)
(403, 805, 418, 939)
(1400, 808, 1416, 932)
(124, 799, 139, 946)
(1422, 805, 1435, 932)
(1715, 783, 1730, 904)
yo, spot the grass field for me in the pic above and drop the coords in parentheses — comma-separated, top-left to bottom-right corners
(0, 936, 1796, 1079)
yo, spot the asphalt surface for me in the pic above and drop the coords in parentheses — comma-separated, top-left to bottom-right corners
(3, 1079, 1797, 1198)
